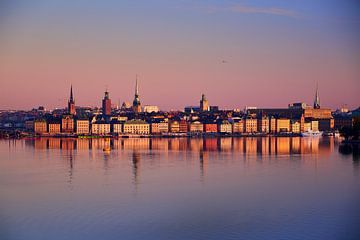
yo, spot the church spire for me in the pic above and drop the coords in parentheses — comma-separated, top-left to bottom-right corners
(313, 83, 320, 109)
(135, 75, 139, 96)
(70, 84, 74, 103)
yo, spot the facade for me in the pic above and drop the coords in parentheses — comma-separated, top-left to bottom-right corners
(61, 115, 74, 133)
(334, 116, 353, 130)
(34, 120, 47, 134)
(25, 120, 34, 131)
(48, 123, 61, 134)
(318, 119, 334, 131)
(276, 119, 290, 132)
(304, 122, 311, 132)
(68, 85, 76, 115)
(151, 122, 169, 134)
(189, 121, 203, 132)
(132, 78, 142, 113)
(218, 121, 232, 134)
(102, 91, 112, 116)
(311, 121, 319, 132)
(76, 119, 89, 134)
(123, 120, 150, 134)
(144, 105, 160, 113)
(112, 123, 122, 134)
(245, 118, 257, 133)
(258, 117, 269, 133)
(200, 94, 209, 112)
(232, 120, 244, 133)
(270, 117, 277, 133)
(291, 121, 301, 133)
(91, 122, 111, 135)
(303, 108, 332, 119)
(204, 123, 217, 133)
(169, 121, 180, 133)
(179, 120, 188, 133)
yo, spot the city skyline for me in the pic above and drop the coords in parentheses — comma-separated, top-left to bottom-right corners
(0, 0, 359, 110)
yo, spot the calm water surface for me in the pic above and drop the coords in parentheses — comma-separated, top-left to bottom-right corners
(0, 137, 359, 240)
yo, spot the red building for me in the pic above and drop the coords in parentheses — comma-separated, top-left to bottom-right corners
(203, 123, 217, 133)
(102, 91, 112, 116)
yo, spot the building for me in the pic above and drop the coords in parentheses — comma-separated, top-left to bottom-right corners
(184, 106, 200, 114)
(189, 121, 203, 133)
(61, 115, 74, 133)
(123, 120, 150, 134)
(144, 105, 160, 113)
(258, 117, 269, 133)
(276, 119, 290, 133)
(151, 122, 169, 134)
(169, 121, 180, 133)
(132, 77, 142, 113)
(218, 120, 232, 134)
(200, 94, 209, 112)
(303, 109, 332, 119)
(291, 121, 301, 133)
(245, 118, 257, 133)
(204, 123, 217, 133)
(111, 121, 122, 134)
(102, 90, 112, 116)
(68, 85, 76, 115)
(76, 119, 89, 134)
(48, 123, 61, 134)
(318, 118, 334, 131)
(34, 119, 47, 134)
(91, 122, 111, 135)
(25, 120, 34, 131)
(179, 120, 188, 133)
(270, 117, 277, 133)
(311, 121, 319, 132)
(334, 116, 353, 130)
(232, 120, 244, 133)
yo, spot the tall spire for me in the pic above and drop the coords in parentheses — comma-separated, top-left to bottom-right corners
(70, 84, 74, 102)
(135, 75, 139, 96)
(314, 82, 320, 109)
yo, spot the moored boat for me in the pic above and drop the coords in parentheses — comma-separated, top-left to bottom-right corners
(301, 130, 323, 137)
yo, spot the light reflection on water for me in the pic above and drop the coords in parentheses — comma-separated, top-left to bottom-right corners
(0, 137, 359, 240)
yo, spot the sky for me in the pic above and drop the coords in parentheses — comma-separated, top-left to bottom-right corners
(0, 0, 359, 110)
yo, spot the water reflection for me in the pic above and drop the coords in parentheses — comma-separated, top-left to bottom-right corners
(27, 137, 335, 156)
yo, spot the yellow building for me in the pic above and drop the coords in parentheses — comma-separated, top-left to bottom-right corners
(48, 123, 61, 134)
(291, 121, 301, 133)
(151, 122, 169, 134)
(189, 121, 203, 132)
(258, 117, 269, 133)
(218, 121, 232, 133)
(112, 123, 122, 134)
(91, 123, 111, 135)
(304, 108, 332, 119)
(311, 121, 319, 131)
(276, 119, 290, 133)
(245, 118, 257, 133)
(232, 120, 244, 133)
(34, 120, 47, 134)
(304, 122, 312, 132)
(169, 121, 180, 133)
(123, 120, 150, 134)
(76, 119, 89, 134)
(270, 117, 277, 133)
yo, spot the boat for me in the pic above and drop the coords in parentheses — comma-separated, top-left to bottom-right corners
(301, 130, 323, 137)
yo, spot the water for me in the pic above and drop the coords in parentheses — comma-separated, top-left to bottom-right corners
(0, 137, 359, 240)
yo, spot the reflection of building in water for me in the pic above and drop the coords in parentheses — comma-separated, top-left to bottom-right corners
(150, 138, 169, 151)
(233, 138, 245, 153)
(123, 138, 150, 150)
(259, 137, 270, 155)
(189, 138, 203, 152)
(219, 138, 232, 151)
(203, 138, 218, 151)
(199, 150, 208, 181)
(291, 137, 301, 154)
(245, 138, 257, 155)
(76, 138, 90, 150)
(169, 139, 180, 151)
(48, 138, 61, 149)
(34, 138, 47, 149)
(61, 139, 75, 151)
(277, 138, 290, 155)
(132, 151, 140, 188)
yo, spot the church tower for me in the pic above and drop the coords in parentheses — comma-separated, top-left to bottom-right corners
(200, 94, 209, 112)
(313, 83, 320, 109)
(68, 85, 76, 115)
(132, 76, 142, 113)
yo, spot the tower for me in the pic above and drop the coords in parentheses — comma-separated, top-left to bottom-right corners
(200, 94, 209, 112)
(68, 85, 76, 115)
(132, 76, 142, 113)
(102, 90, 112, 116)
(313, 83, 320, 109)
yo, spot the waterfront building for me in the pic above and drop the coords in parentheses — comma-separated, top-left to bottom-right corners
(200, 94, 209, 112)
(304, 122, 311, 132)
(311, 121, 319, 132)
(61, 115, 74, 133)
(102, 90, 112, 116)
(303, 108, 332, 119)
(258, 116, 270, 133)
(48, 123, 61, 134)
(204, 123, 217, 133)
(144, 105, 160, 113)
(132, 77, 142, 113)
(291, 121, 301, 133)
(68, 85, 76, 115)
(318, 119, 334, 131)
(25, 120, 34, 131)
(334, 116, 353, 130)
(111, 121, 122, 134)
(76, 119, 90, 134)
(276, 119, 291, 133)
(189, 121, 203, 133)
(169, 121, 180, 133)
(91, 122, 111, 135)
(34, 119, 47, 134)
(218, 120, 232, 134)
(245, 118, 257, 133)
(179, 120, 188, 133)
(151, 122, 169, 134)
(123, 120, 150, 134)
(232, 120, 244, 133)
